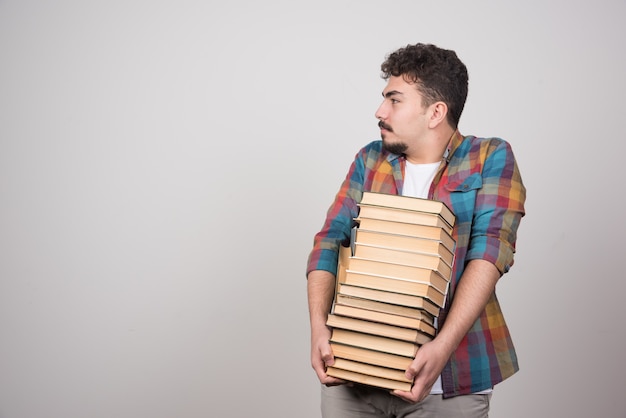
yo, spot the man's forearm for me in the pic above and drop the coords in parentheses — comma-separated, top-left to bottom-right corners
(435, 259, 501, 354)
(307, 270, 336, 329)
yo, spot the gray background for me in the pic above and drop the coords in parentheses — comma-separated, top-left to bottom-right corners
(1, 1, 625, 417)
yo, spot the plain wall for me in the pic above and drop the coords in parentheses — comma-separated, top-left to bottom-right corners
(1, 1, 625, 417)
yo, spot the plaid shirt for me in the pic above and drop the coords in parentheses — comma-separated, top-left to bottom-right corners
(307, 130, 526, 397)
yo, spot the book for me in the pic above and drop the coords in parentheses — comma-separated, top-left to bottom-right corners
(338, 284, 441, 317)
(327, 192, 458, 390)
(330, 357, 413, 383)
(360, 191, 455, 228)
(355, 218, 456, 252)
(335, 293, 435, 325)
(326, 366, 412, 391)
(347, 257, 450, 294)
(327, 314, 433, 345)
(327, 357, 413, 391)
(336, 245, 351, 292)
(352, 244, 452, 278)
(354, 228, 454, 267)
(358, 205, 453, 234)
(332, 304, 436, 337)
(330, 342, 414, 370)
(329, 328, 418, 358)
(343, 271, 446, 307)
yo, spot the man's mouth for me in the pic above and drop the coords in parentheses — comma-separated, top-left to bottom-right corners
(378, 121, 392, 132)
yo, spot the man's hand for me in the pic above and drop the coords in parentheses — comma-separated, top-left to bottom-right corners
(310, 324, 344, 386)
(308, 269, 345, 386)
(392, 339, 451, 403)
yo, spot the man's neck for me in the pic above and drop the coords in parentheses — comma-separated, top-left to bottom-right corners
(405, 127, 455, 164)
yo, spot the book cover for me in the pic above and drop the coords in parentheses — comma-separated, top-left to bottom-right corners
(338, 284, 441, 317)
(330, 342, 414, 371)
(332, 304, 436, 337)
(329, 328, 419, 358)
(343, 271, 447, 307)
(358, 205, 453, 234)
(354, 228, 455, 267)
(352, 244, 452, 278)
(327, 314, 433, 345)
(355, 218, 456, 252)
(360, 191, 455, 228)
(328, 357, 413, 388)
(331, 357, 413, 383)
(326, 367, 412, 392)
(335, 293, 435, 325)
(347, 257, 450, 294)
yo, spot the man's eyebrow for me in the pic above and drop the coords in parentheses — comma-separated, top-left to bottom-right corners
(382, 90, 404, 98)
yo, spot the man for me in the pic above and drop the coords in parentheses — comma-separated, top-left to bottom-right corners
(306, 43, 526, 417)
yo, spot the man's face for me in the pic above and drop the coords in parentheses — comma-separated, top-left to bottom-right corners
(375, 76, 428, 155)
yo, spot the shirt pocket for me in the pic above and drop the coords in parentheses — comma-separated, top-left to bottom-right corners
(445, 172, 482, 192)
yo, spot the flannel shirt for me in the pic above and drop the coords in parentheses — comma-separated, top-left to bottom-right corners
(307, 130, 526, 397)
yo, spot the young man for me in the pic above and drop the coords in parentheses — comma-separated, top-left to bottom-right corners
(306, 43, 526, 417)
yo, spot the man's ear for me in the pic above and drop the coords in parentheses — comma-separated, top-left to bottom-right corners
(428, 102, 448, 128)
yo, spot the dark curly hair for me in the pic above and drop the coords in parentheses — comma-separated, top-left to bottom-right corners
(381, 43, 468, 129)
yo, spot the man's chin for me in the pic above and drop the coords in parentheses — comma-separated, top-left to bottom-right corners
(382, 141, 408, 155)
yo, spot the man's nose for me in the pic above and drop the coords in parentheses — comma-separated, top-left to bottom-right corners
(375, 102, 387, 120)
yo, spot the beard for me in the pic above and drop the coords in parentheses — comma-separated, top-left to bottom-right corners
(382, 139, 408, 155)
(379, 121, 408, 155)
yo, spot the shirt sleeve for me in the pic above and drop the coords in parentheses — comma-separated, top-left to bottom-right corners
(306, 148, 366, 277)
(465, 139, 526, 274)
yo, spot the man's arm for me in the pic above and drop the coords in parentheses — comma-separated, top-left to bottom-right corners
(392, 259, 500, 403)
(307, 269, 344, 385)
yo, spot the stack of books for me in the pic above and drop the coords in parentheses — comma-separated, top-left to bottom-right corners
(326, 191, 456, 391)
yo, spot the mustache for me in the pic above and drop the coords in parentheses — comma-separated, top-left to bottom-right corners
(378, 121, 393, 132)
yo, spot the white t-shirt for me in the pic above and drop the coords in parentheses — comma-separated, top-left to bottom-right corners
(402, 161, 440, 201)
(402, 161, 444, 394)
(402, 161, 491, 395)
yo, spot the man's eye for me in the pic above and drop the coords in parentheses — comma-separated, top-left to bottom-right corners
(390, 99, 399, 104)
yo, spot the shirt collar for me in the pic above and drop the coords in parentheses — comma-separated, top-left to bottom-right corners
(386, 151, 403, 163)
(445, 130, 465, 162)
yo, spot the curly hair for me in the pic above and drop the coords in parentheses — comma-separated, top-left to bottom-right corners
(381, 43, 468, 129)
